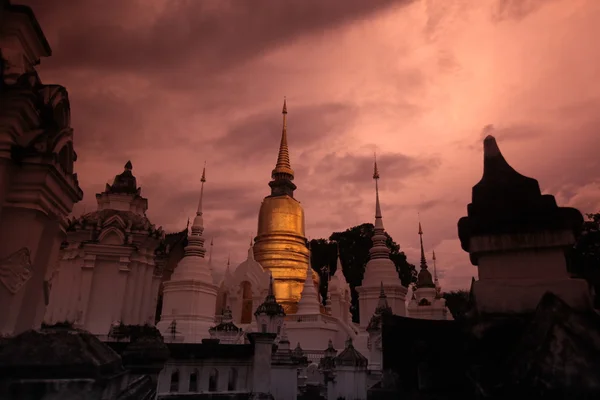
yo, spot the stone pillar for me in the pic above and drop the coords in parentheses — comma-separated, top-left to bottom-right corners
(458, 135, 591, 314)
(0, 157, 14, 222)
(0, 208, 63, 336)
(248, 332, 276, 395)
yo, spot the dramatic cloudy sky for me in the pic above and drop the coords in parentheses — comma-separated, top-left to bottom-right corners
(24, 0, 600, 291)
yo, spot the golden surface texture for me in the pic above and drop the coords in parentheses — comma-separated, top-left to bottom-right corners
(254, 194, 316, 312)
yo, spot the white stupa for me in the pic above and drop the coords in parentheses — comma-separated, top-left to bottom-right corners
(156, 164, 219, 342)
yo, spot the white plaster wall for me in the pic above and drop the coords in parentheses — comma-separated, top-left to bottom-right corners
(286, 322, 339, 351)
(86, 258, 124, 335)
(332, 368, 367, 400)
(358, 285, 407, 328)
(157, 280, 218, 341)
(271, 367, 298, 400)
(45, 256, 83, 324)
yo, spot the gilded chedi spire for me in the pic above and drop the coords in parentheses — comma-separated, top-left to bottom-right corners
(272, 98, 294, 179)
(297, 245, 322, 315)
(362, 155, 399, 286)
(268, 98, 297, 197)
(254, 99, 310, 313)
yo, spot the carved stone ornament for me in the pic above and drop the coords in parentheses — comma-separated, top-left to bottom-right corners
(0, 247, 34, 294)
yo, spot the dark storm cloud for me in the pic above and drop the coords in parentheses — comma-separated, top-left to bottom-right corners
(23, 0, 413, 77)
(157, 181, 265, 223)
(323, 152, 440, 187)
(477, 123, 541, 143)
(213, 102, 359, 164)
(69, 89, 146, 158)
(491, 0, 560, 22)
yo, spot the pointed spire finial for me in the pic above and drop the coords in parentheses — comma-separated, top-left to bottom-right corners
(483, 135, 501, 158)
(272, 98, 294, 180)
(196, 162, 207, 217)
(418, 218, 427, 269)
(124, 160, 133, 171)
(432, 250, 439, 282)
(208, 237, 214, 264)
(374, 154, 383, 224)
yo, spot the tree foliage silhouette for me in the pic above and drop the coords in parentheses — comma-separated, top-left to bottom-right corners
(569, 212, 600, 308)
(442, 290, 470, 320)
(309, 223, 416, 323)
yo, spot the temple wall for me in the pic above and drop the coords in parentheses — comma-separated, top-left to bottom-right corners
(271, 366, 298, 400)
(87, 257, 123, 335)
(157, 362, 251, 395)
(358, 285, 407, 328)
(328, 367, 367, 400)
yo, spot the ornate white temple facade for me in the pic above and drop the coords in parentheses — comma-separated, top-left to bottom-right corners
(43, 162, 164, 335)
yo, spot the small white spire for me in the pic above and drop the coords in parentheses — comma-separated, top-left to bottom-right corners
(192, 162, 207, 231)
(335, 243, 344, 279)
(362, 154, 401, 287)
(369, 155, 390, 261)
(374, 152, 384, 230)
(184, 164, 208, 259)
(208, 237, 214, 268)
(247, 241, 255, 261)
(297, 246, 322, 315)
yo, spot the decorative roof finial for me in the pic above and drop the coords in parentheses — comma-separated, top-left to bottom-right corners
(196, 162, 207, 218)
(272, 97, 294, 179)
(416, 218, 435, 288)
(432, 250, 438, 282)
(183, 164, 209, 259)
(374, 153, 383, 228)
(124, 160, 133, 171)
(418, 218, 427, 269)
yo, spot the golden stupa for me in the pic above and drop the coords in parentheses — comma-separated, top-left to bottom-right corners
(253, 99, 319, 314)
